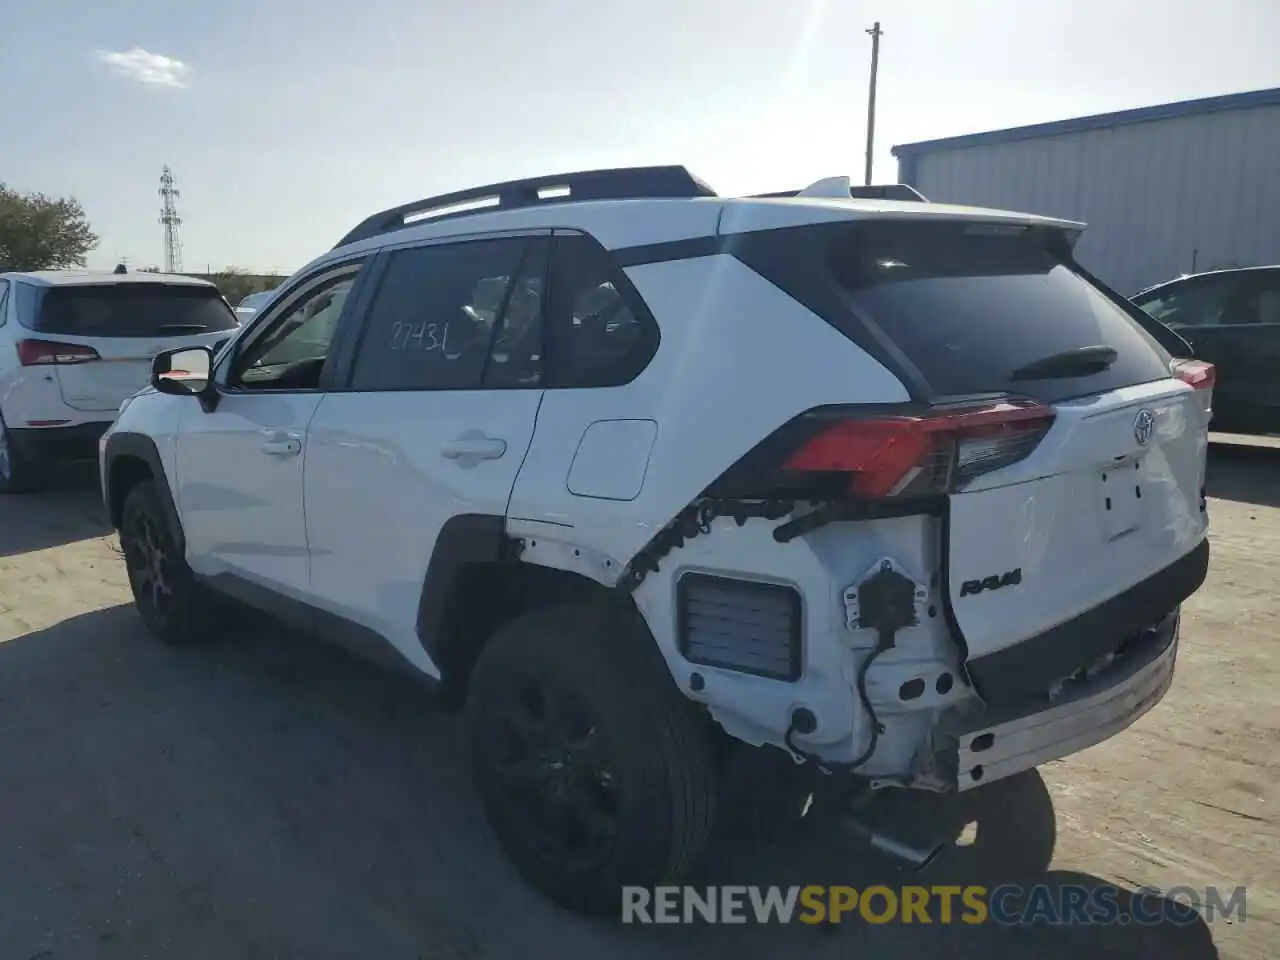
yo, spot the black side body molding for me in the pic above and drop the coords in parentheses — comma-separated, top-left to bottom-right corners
(415, 513, 517, 667)
(965, 538, 1210, 710)
(199, 571, 435, 685)
(102, 431, 185, 552)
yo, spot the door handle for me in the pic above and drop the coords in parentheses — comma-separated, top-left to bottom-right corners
(440, 436, 507, 461)
(262, 436, 302, 457)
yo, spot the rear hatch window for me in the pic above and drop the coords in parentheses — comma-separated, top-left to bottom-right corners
(20, 282, 237, 338)
(825, 221, 1172, 403)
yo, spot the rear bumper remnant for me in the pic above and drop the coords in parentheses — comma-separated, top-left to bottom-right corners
(939, 609, 1180, 791)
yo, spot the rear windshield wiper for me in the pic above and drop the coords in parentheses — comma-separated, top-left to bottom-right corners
(1009, 344, 1118, 382)
(157, 323, 211, 333)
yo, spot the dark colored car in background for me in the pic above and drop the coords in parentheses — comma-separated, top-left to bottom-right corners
(1132, 266, 1280, 435)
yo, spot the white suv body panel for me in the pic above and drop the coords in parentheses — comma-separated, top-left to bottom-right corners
(946, 377, 1207, 659)
(175, 391, 321, 599)
(102, 178, 1209, 793)
(505, 255, 911, 563)
(304, 388, 544, 677)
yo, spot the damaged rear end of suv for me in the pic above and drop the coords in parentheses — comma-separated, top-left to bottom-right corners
(502, 180, 1211, 912)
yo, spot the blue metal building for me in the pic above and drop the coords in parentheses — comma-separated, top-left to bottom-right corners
(892, 87, 1280, 295)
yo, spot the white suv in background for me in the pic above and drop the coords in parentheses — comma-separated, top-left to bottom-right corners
(234, 288, 279, 323)
(99, 166, 1213, 915)
(0, 270, 237, 492)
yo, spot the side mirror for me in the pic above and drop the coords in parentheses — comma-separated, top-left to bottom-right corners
(152, 346, 214, 397)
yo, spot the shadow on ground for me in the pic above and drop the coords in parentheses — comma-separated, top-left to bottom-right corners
(1206, 440, 1280, 509)
(0, 465, 108, 557)
(0, 605, 1222, 959)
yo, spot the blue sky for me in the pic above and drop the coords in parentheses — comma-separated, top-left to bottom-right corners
(1, 0, 1276, 275)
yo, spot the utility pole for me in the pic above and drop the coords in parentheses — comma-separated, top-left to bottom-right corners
(159, 166, 184, 274)
(864, 21, 883, 186)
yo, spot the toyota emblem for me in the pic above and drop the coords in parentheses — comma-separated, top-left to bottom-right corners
(1134, 408, 1155, 446)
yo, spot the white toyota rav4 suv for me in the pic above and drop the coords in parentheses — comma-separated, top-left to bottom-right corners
(0, 269, 237, 492)
(99, 166, 1212, 914)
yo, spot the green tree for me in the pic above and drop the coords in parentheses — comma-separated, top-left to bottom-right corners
(210, 267, 284, 304)
(211, 267, 259, 304)
(0, 183, 99, 270)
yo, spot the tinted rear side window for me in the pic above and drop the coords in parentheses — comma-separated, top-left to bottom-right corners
(20, 283, 238, 337)
(546, 234, 659, 388)
(823, 221, 1171, 402)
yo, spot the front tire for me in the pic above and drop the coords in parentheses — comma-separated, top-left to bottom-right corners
(120, 480, 216, 645)
(468, 603, 717, 916)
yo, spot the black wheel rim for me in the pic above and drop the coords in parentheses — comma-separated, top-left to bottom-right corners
(123, 509, 175, 626)
(486, 671, 620, 873)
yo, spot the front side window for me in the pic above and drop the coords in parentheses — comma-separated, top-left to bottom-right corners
(229, 270, 360, 391)
(348, 236, 545, 391)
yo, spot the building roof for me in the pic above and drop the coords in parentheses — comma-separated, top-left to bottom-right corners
(2, 270, 215, 288)
(892, 86, 1280, 158)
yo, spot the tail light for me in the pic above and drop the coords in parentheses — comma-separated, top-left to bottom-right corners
(1171, 358, 1214, 418)
(1171, 358, 1214, 390)
(16, 339, 101, 366)
(707, 398, 1056, 501)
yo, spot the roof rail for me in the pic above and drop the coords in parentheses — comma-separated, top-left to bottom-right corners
(752, 180, 929, 203)
(334, 165, 718, 249)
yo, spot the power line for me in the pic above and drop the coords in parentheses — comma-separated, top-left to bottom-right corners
(159, 165, 184, 274)
(864, 22, 883, 186)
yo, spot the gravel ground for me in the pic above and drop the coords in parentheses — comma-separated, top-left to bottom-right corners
(0, 437, 1275, 960)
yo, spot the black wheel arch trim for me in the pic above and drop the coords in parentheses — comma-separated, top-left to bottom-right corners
(102, 431, 184, 553)
(415, 513, 520, 669)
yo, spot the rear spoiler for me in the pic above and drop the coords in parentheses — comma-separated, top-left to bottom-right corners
(753, 177, 929, 202)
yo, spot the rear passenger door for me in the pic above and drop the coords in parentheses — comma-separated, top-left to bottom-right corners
(303, 233, 549, 674)
(1216, 269, 1280, 429)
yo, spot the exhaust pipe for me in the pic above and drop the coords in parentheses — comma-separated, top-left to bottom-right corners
(840, 817, 949, 871)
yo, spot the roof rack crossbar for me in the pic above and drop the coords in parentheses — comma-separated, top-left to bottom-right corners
(335, 165, 718, 248)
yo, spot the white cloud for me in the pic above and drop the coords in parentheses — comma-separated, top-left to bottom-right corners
(97, 48, 190, 88)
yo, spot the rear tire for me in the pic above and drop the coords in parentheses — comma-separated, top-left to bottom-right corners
(0, 412, 39, 494)
(468, 603, 717, 916)
(119, 480, 217, 645)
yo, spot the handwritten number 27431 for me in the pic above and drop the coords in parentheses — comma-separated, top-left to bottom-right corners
(390, 321, 450, 353)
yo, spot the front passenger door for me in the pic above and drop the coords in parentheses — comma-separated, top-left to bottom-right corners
(175, 260, 367, 600)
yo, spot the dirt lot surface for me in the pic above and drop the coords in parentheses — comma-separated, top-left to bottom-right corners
(1, 437, 1276, 960)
